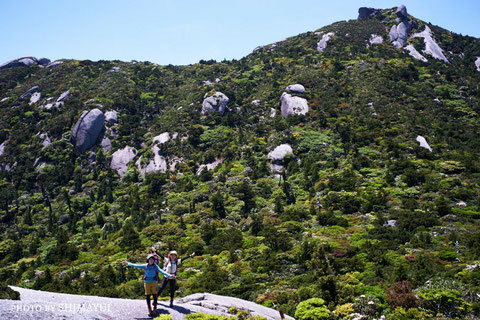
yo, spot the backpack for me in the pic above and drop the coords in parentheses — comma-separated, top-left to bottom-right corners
(143, 254, 159, 281)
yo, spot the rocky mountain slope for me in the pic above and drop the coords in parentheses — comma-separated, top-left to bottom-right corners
(1, 5, 480, 320)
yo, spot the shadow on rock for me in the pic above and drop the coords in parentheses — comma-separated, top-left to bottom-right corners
(171, 305, 192, 315)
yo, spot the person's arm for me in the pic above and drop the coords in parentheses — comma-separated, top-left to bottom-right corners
(122, 261, 146, 269)
(179, 252, 195, 264)
(155, 264, 175, 278)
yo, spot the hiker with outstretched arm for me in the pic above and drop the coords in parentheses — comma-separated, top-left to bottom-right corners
(122, 253, 175, 317)
(151, 247, 195, 307)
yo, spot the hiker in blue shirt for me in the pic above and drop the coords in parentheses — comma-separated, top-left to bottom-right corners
(122, 253, 175, 317)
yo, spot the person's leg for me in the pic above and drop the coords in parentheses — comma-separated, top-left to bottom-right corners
(153, 294, 158, 312)
(158, 277, 167, 295)
(146, 295, 153, 315)
(169, 279, 176, 306)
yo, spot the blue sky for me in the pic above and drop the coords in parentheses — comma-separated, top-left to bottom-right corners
(1, 0, 479, 65)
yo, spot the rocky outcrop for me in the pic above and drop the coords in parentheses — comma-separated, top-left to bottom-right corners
(317, 32, 334, 52)
(268, 144, 293, 174)
(286, 84, 305, 94)
(0, 140, 7, 156)
(0, 57, 37, 69)
(268, 144, 293, 162)
(153, 132, 171, 144)
(416, 135, 432, 152)
(368, 34, 383, 46)
(46, 61, 64, 69)
(358, 7, 381, 19)
(111, 146, 137, 177)
(104, 110, 118, 123)
(71, 109, 105, 154)
(136, 145, 167, 175)
(280, 93, 308, 118)
(1, 286, 292, 320)
(38, 58, 51, 65)
(389, 5, 416, 48)
(29, 92, 41, 105)
(37, 133, 51, 148)
(196, 158, 224, 175)
(411, 26, 449, 63)
(476, 57, 480, 72)
(20, 86, 39, 99)
(57, 90, 70, 103)
(201, 92, 229, 115)
(404, 44, 428, 62)
(101, 136, 112, 152)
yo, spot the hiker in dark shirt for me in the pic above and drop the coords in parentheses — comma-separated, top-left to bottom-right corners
(151, 247, 194, 307)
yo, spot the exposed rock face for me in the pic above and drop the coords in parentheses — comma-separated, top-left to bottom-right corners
(416, 135, 432, 152)
(317, 32, 335, 52)
(404, 44, 428, 62)
(71, 109, 105, 154)
(153, 132, 170, 144)
(368, 34, 383, 46)
(202, 92, 229, 115)
(38, 58, 51, 65)
(396, 5, 408, 19)
(29, 92, 42, 105)
(388, 5, 415, 48)
(268, 144, 293, 162)
(390, 21, 411, 48)
(104, 110, 118, 123)
(411, 26, 448, 63)
(111, 146, 137, 177)
(358, 7, 381, 19)
(476, 57, 480, 72)
(57, 90, 70, 103)
(46, 61, 64, 69)
(136, 145, 167, 175)
(38, 133, 51, 148)
(286, 84, 305, 94)
(20, 86, 39, 99)
(0, 57, 37, 69)
(196, 158, 224, 175)
(0, 140, 7, 156)
(268, 144, 293, 175)
(280, 93, 308, 118)
(101, 136, 112, 152)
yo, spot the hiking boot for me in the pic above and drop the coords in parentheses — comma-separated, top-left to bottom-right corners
(169, 299, 174, 307)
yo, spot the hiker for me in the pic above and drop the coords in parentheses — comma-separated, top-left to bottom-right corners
(122, 253, 175, 317)
(151, 247, 195, 307)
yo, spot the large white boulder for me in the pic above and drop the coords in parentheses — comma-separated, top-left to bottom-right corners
(280, 93, 308, 118)
(111, 146, 137, 177)
(29, 92, 42, 105)
(153, 132, 170, 144)
(20, 86, 39, 99)
(71, 109, 105, 154)
(0, 57, 37, 69)
(317, 32, 335, 52)
(201, 92, 229, 115)
(286, 84, 305, 94)
(268, 144, 293, 162)
(475, 57, 480, 71)
(416, 135, 432, 152)
(105, 110, 118, 123)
